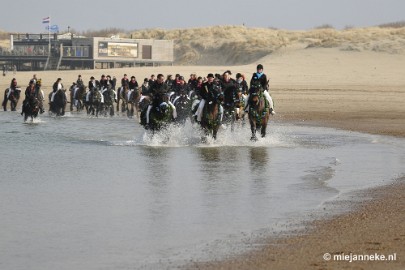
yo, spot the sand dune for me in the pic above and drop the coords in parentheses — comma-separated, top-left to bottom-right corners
(128, 25, 405, 65)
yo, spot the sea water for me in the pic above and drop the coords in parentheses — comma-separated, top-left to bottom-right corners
(0, 111, 404, 269)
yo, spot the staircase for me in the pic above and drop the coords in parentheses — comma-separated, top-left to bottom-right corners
(44, 53, 62, 70)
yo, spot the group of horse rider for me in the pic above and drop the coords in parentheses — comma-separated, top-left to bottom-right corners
(2, 64, 276, 126)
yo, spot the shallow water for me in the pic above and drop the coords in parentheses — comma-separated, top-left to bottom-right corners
(0, 111, 404, 269)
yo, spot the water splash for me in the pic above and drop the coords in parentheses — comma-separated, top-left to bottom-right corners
(130, 120, 292, 148)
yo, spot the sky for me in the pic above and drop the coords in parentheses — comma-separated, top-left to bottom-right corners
(1, 0, 404, 33)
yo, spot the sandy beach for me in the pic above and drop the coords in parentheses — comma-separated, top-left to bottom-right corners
(1, 45, 404, 269)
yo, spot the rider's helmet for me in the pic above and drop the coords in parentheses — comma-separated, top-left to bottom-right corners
(159, 102, 169, 112)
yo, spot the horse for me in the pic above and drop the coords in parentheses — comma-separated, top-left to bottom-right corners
(200, 95, 222, 140)
(119, 85, 130, 114)
(116, 86, 129, 113)
(87, 89, 102, 117)
(140, 95, 174, 132)
(173, 91, 192, 125)
(126, 87, 141, 118)
(74, 85, 87, 112)
(101, 87, 116, 117)
(49, 89, 67, 116)
(247, 85, 270, 141)
(2, 88, 21, 111)
(222, 90, 246, 131)
(22, 96, 39, 122)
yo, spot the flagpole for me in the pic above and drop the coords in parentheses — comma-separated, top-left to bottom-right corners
(48, 16, 51, 56)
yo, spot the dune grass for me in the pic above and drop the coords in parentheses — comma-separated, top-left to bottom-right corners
(1, 24, 404, 65)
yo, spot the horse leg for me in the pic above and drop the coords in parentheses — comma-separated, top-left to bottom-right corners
(10, 100, 16, 111)
(213, 127, 218, 140)
(261, 117, 268, 138)
(261, 123, 266, 138)
(2, 98, 7, 111)
(250, 118, 258, 141)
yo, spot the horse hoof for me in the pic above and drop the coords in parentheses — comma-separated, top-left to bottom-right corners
(250, 136, 258, 142)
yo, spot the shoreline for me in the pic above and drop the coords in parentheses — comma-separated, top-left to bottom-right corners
(189, 176, 404, 270)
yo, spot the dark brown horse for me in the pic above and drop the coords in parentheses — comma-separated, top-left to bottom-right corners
(247, 86, 269, 141)
(200, 99, 221, 140)
(2, 88, 21, 111)
(126, 87, 142, 118)
(74, 85, 87, 112)
(119, 85, 129, 114)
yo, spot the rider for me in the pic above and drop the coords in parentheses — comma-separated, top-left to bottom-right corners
(194, 73, 223, 123)
(2, 78, 21, 111)
(35, 79, 45, 113)
(128, 76, 139, 90)
(121, 74, 129, 87)
(99, 75, 108, 89)
(51, 78, 63, 103)
(172, 76, 191, 104)
(188, 73, 198, 91)
(221, 71, 237, 112)
(245, 64, 275, 115)
(21, 80, 37, 115)
(235, 73, 248, 95)
(76, 74, 84, 87)
(145, 74, 177, 127)
(88, 76, 98, 90)
(69, 82, 78, 111)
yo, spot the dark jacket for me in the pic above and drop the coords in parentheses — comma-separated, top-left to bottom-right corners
(128, 80, 139, 90)
(250, 72, 268, 90)
(88, 80, 99, 90)
(201, 81, 221, 103)
(149, 81, 169, 107)
(221, 78, 236, 107)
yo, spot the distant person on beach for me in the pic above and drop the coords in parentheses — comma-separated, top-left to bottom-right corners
(121, 74, 129, 87)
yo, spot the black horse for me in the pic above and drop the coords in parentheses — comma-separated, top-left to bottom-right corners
(22, 96, 39, 122)
(140, 95, 174, 132)
(222, 90, 246, 131)
(87, 89, 102, 117)
(49, 89, 67, 116)
(173, 92, 192, 125)
(102, 87, 116, 117)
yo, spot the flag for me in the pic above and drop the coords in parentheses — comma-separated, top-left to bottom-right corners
(45, 25, 59, 33)
(42, 17, 50, 24)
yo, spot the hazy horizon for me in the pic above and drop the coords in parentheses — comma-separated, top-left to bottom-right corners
(0, 0, 404, 34)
